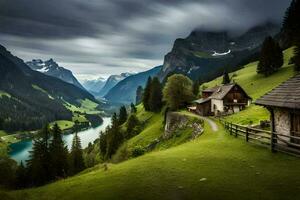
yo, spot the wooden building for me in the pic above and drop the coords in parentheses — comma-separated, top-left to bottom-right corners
(256, 74, 300, 145)
(194, 83, 252, 116)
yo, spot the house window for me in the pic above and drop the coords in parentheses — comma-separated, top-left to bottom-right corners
(291, 113, 300, 144)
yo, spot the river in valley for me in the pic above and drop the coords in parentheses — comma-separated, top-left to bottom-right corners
(9, 117, 111, 164)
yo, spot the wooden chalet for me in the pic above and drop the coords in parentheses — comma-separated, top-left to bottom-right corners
(194, 83, 252, 116)
(256, 74, 300, 145)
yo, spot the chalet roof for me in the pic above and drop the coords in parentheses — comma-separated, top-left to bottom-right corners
(255, 74, 300, 109)
(194, 98, 211, 104)
(195, 83, 252, 105)
(202, 86, 220, 93)
(209, 84, 236, 100)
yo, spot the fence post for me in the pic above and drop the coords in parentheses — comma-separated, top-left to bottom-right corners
(271, 131, 276, 152)
(235, 124, 238, 138)
(270, 109, 277, 153)
(246, 127, 249, 142)
(230, 123, 233, 135)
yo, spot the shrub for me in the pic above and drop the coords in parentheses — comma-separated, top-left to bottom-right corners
(131, 146, 146, 158)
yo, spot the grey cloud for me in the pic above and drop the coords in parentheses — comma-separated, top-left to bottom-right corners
(0, 0, 292, 79)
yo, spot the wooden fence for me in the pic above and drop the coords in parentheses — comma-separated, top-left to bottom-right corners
(220, 119, 300, 157)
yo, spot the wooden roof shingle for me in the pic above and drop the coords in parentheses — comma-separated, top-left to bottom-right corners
(255, 74, 300, 109)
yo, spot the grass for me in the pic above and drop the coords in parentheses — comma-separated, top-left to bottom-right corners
(202, 47, 296, 125)
(123, 105, 164, 149)
(65, 99, 100, 114)
(0, 91, 11, 98)
(6, 118, 300, 200)
(1, 134, 19, 144)
(72, 113, 88, 123)
(193, 51, 213, 58)
(0, 130, 8, 137)
(31, 85, 54, 99)
(50, 120, 75, 131)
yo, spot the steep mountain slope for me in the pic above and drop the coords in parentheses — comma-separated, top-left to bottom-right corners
(26, 59, 85, 90)
(104, 66, 162, 104)
(97, 73, 133, 97)
(82, 77, 106, 93)
(158, 22, 280, 82)
(0, 44, 98, 132)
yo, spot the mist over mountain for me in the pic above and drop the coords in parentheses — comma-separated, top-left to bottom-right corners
(158, 22, 280, 82)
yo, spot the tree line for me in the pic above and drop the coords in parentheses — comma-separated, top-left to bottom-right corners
(99, 104, 140, 160)
(0, 123, 86, 188)
(257, 0, 300, 76)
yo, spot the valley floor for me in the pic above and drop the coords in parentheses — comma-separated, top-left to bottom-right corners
(4, 117, 300, 200)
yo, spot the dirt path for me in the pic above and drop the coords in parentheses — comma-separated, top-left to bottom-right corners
(198, 116, 219, 132)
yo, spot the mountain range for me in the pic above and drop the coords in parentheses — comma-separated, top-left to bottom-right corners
(0, 44, 98, 132)
(158, 22, 280, 82)
(26, 59, 85, 90)
(104, 66, 162, 104)
(82, 77, 106, 94)
(91, 73, 134, 97)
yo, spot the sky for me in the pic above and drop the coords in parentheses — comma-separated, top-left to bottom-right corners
(0, 0, 291, 81)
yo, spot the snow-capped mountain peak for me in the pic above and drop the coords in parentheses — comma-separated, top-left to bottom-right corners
(26, 59, 85, 90)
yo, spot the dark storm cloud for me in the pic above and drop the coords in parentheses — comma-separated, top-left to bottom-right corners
(0, 0, 292, 79)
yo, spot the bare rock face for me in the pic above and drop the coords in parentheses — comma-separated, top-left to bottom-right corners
(158, 22, 280, 81)
(163, 112, 204, 140)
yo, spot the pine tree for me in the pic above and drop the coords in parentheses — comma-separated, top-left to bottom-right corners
(15, 161, 27, 188)
(143, 77, 152, 111)
(105, 126, 123, 159)
(99, 129, 108, 156)
(108, 113, 124, 159)
(136, 86, 143, 105)
(294, 44, 300, 71)
(27, 125, 52, 186)
(257, 36, 283, 76)
(282, 0, 300, 46)
(126, 114, 140, 138)
(131, 103, 137, 113)
(70, 133, 85, 174)
(222, 71, 231, 84)
(192, 80, 200, 97)
(49, 124, 69, 178)
(149, 77, 163, 112)
(118, 106, 128, 124)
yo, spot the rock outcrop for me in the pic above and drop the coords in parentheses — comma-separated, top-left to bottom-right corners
(163, 112, 204, 140)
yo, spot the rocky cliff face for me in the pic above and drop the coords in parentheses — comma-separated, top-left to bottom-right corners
(163, 112, 204, 140)
(159, 22, 280, 82)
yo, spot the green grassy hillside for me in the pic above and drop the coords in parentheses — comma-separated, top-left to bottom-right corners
(203, 47, 296, 125)
(3, 48, 300, 200)
(6, 118, 300, 200)
(113, 105, 203, 162)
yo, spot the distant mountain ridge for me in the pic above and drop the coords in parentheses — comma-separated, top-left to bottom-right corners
(105, 66, 162, 104)
(0, 44, 97, 132)
(82, 77, 106, 94)
(158, 22, 280, 82)
(96, 72, 134, 97)
(26, 59, 85, 90)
